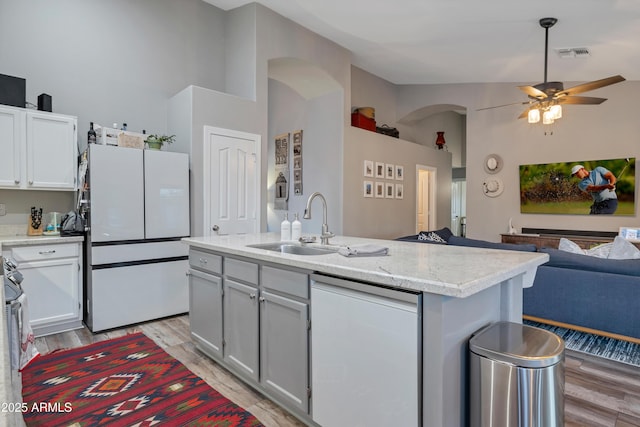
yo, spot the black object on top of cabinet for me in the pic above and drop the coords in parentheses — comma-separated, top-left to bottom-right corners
(0, 73, 26, 108)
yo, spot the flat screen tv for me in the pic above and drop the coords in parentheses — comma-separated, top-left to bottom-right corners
(519, 157, 635, 216)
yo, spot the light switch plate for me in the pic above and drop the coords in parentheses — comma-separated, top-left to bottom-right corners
(0, 203, 6, 216)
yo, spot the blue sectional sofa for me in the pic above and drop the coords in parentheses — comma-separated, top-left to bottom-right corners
(397, 229, 640, 341)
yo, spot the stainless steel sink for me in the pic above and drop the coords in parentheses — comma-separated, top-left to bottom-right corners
(247, 242, 337, 256)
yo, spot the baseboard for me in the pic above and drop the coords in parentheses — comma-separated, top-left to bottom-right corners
(523, 315, 640, 345)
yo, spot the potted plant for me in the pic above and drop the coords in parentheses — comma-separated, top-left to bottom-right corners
(145, 134, 175, 150)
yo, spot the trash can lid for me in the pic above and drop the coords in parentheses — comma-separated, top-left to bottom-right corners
(469, 321, 564, 368)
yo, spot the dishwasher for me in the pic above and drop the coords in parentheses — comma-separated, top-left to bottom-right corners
(310, 273, 422, 427)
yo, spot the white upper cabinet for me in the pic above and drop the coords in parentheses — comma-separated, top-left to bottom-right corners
(0, 105, 77, 191)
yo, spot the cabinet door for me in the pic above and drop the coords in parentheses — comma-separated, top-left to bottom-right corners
(189, 269, 223, 359)
(17, 256, 80, 337)
(260, 290, 309, 414)
(223, 279, 259, 381)
(26, 111, 77, 190)
(0, 106, 24, 188)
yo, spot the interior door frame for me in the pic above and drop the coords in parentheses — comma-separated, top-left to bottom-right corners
(203, 126, 262, 236)
(416, 164, 437, 233)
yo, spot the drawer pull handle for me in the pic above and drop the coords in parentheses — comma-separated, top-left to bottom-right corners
(199, 258, 208, 264)
(249, 293, 256, 299)
(38, 250, 56, 255)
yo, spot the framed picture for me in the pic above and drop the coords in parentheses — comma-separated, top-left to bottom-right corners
(395, 165, 404, 181)
(385, 182, 395, 198)
(375, 162, 385, 178)
(375, 182, 385, 198)
(386, 164, 395, 179)
(363, 181, 373, 198)
(395, 183, 404, 199)
(364, 160, 374, 177)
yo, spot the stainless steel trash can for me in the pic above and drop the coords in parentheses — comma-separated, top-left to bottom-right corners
(469, 321, 565, 427)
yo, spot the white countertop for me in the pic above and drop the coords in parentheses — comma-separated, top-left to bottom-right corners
(183, 233, 548, 298)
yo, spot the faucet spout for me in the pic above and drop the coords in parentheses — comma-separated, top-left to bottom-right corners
(303, 192, 334, 245)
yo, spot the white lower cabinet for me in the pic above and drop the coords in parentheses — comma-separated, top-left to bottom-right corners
(187, 249, 311, 420)
(3, 242, 83, 337)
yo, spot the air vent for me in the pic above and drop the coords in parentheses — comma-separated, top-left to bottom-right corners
(555, 47, 591, 58)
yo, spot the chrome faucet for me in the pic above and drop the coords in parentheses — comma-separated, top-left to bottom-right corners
(303, 192, 334, 245)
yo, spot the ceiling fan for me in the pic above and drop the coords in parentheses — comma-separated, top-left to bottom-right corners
(479, 17, 625, 124)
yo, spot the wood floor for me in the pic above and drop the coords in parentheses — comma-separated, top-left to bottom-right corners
(30, 315, 640, 427)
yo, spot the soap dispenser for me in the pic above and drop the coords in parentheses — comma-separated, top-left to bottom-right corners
(280, 213, 291, 241)
(291, 213, 302, 242)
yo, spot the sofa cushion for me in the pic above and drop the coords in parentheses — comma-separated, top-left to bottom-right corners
(448, 236, 537, 252)
(396, 227, 453, 244)
(540, 247, 640, 277)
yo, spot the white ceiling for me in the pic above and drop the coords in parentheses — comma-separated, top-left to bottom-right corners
(204, 0, 640, 85)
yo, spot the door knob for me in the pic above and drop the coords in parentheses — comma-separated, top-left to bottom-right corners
(212, 225, 220, 232)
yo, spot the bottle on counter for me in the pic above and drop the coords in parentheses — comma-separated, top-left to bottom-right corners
(291, 213, 302, 241)
(87, 122, 97, 144)
(280, 213, 291, 241)
(121, 123, 127, 131)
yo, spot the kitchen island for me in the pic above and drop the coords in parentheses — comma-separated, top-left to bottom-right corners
(183, 233, 548, 426)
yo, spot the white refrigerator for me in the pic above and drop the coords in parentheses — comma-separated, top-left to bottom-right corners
(85, 144, 190, 332)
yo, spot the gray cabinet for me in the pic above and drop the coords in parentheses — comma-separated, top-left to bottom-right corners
(223, 278, 259, 381)
(188, 249, 223, 359)
(188, 269, 223, 359)
(260, 289, 309, 413)
(187, 248, 311, 419)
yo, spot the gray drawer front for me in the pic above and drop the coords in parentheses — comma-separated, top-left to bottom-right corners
(225, 257, 259, 285)
(262, 266, 309, 299)
(189, 249, 222, 275)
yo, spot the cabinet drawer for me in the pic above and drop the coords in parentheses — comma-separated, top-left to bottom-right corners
(225, 257, 258, 285)
(10, 243, 79, 262)
(189, 249, 222, 275)
(262, 266, 309, 299)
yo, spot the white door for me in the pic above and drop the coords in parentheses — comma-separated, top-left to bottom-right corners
(416, 165, 437, 232)
(204, 127, 260, 236)
(144, 150, 190, 239)
(90, 145, 145, 242)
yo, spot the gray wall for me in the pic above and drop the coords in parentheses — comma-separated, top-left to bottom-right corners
(0, 0, 226, 228)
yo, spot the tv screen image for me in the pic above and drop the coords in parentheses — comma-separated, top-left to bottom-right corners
(519, 157, 635, 216)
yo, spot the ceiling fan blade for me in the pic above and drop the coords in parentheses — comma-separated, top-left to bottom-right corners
(476, 101, 530, 111)
(556, 75, 625, 97)
(557, 96, 607, 105)
(518, 85, 548, 99)
(518, 107, 533, 119)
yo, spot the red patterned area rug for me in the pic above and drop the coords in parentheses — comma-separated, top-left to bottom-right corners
(21, 332, 264, 426)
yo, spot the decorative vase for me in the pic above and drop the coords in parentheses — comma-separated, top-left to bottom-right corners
(435, 131, 446, 150)
(147, 141, 162, 150)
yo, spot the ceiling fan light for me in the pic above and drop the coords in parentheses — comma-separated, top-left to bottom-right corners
(528, 109, 541, 123)
(550, 104, 562, 119)
(542, 110, 555, 124)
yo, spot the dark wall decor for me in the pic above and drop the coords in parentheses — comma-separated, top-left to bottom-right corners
(519, 157, 635, 215)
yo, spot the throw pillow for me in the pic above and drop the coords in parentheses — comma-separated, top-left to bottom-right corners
(558, 238, 612, 258)
(608, 236, 640, 260)
(418, 231, 447, 243)
(416, 227, 453, 243)
(558, 238, 584, 254)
